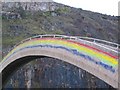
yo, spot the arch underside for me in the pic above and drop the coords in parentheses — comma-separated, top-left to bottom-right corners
(1, 47, 118, 88)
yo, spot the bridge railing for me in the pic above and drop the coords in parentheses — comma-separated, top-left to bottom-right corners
(76, 38, 118, 56)
(77, 37, 119, 49)
(13, 34, 119, 56)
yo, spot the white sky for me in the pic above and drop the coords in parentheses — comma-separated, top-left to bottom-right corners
(54, 0, 119, 16)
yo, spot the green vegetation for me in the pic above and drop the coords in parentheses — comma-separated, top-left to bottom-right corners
(55, 7, 70, 14)
(2, 12, 65, 48)
(2, 3, 118, 50)
(43, 11, 52, 17)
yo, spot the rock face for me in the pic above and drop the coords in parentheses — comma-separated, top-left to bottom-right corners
(2, 2, 63, 11)
(5, 58, 112, 88)
(2, 2, 118, 89)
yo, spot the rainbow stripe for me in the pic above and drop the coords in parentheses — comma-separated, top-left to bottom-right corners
(2, 38, 118, 72)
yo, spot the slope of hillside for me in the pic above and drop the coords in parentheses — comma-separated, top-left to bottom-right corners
(2, 2, 118, 50)
(2, 2, 118, 88)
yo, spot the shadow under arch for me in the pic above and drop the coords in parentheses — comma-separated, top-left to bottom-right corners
(2, 56, 42, 87)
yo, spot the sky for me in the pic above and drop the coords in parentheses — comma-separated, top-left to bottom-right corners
(54, 0, 119, 16)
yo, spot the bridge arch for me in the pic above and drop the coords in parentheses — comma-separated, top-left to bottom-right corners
(1, 35, 119, 88)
